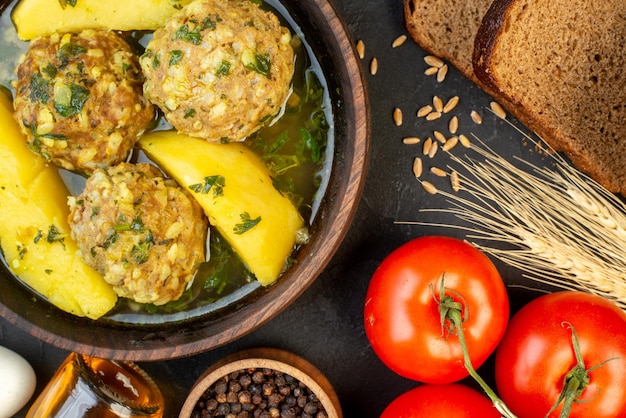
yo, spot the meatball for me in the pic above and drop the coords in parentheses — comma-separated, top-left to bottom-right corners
(68, 162, 208, 305)
(140, 0, 294, 142)
(13, 30, 155, 174)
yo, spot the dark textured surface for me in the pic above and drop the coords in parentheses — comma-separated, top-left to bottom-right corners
(1, 0, 561, 416)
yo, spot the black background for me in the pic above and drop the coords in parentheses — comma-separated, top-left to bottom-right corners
(1, 0, 563, 416)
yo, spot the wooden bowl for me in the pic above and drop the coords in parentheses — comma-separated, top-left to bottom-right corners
(179, 348, 342, 418)
(0, 0, 369, 360)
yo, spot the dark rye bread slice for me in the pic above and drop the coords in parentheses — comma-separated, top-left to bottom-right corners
(474, 0, 626, 195)
(403, 0, 494, 86)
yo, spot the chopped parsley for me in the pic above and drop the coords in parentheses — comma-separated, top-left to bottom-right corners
(184, 108, 196, 118)
(233, 212, 261, 235)
(173, 24, 202, 45)
(215, 60, 231, 77)
(17, 244, 27, 260)
(131, 230, 154, 264)
(201, 15, 219, 30)
(56, 42, 86, 67)
(29, 73, 50, 104)
(42, 63, 58, 79)
(242, 51, 271, 78)
(54, 84, 89, 117)
(33, 225, 65, 247)
(169, 50, 184, 66)
(189, 175, 226, 197)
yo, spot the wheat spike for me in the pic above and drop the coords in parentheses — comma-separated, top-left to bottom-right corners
(398, 128, 626, 310)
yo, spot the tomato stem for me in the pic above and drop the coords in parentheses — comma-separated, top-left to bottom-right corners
(435, 280, 518, 418)
(546, 322, 618, 418)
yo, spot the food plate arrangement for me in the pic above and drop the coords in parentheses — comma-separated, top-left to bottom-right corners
(0, 0, 369, 361)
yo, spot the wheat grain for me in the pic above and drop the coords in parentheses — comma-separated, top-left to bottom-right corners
(393, 107, 402, 126)
(424, 55, 444, 68)
(448, 116, 459, 134)
(437, 64, 448, 83)
(403, 136, 421, 145)
(490, 101, 506, 119)
(392, 35, 407, 48)
(424, 66, 439, 76)
(470, 110, 483, 124)
(417, 105, 433, 117)
(443, 96, 459, 113)
(421, 180, 438, 195)
(413, 157, 423, 178)
(434, 130, 446, 144)
(370, 57, 378, 75)
(356, 40, 365, 59)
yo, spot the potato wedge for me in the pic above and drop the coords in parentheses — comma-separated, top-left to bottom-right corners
(12, 0, 194, 40)
(139, 131, 305, 286)
(0, 90, 117, 319)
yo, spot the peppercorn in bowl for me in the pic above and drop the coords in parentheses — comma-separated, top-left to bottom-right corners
(0, 0, 369, 361)
(179, 348, 342, 418)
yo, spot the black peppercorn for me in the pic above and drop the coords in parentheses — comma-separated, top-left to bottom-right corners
(191, 367, 328, 418)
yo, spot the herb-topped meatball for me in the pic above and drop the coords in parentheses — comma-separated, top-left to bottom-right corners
(13, 29, 154, 174)
(140, 0, 295, 142)
(68, 162, 208, 305)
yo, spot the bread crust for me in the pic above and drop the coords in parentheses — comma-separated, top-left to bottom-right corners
(473, 0, 626, 194)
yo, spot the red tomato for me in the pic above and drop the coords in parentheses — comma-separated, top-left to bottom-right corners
(364, 236, 509, 384)
(495, 291, 626, 418)
(381, 384, 501, 418)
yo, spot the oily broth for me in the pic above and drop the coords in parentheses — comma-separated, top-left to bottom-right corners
(0, 0, 334, 324)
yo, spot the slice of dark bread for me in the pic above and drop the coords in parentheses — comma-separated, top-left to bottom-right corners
(474, 0, 626, 194)
(404, 0, 494, 86)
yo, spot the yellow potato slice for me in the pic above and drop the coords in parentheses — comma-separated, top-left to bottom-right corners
(0, 90, 117, 319)
(12, 0, 194, 40)
(139, 131, 305, 286)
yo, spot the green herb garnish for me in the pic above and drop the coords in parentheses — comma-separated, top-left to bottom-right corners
(189, 175, 226, 196)
(29, 73, 50, 104)
(56, 42, 86, 67)
(215, 60, 231, 77)
(243, 51, 271, 78)
(169, 50, 184, 66)
(233, 212, 261, 235)
(54, 84, 89, 117)
(173, 24, 202, 45)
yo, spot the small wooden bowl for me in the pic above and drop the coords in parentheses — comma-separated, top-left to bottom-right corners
(179, 348, 343, 418)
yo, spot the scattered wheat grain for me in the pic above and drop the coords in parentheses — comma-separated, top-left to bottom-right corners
(430, 166, 447, 177)
(422, 137, 433, 156)
(403, 136, 421, 145)
(421, 180, 438, 195)
(370, 57, 378, 75)
(424, 66, 439, 76)
(443, 96, 459, 113)
(470, 110, 482, 124)
(433, 96, 443, 113)
(412, 157, 423, 178)
(426, 111, 442, 121)
(450, 170, 460, 192)
(448, 116, 459, 134)
(434, 130, 446, 144)
(459, 134, 471, 148)
(428, 141, 439, 158)
(442, 135, 458, 151)
(356, 40, 365, 59)
(417, 105, 433, 117)
(490, 101, 506, 119)
(437, 64, 448, 82)
(393, 107, 402, 126)
(424, 55, 444, 68)
(392, 35, 407, 48)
